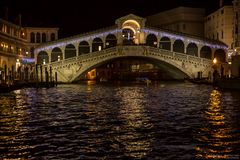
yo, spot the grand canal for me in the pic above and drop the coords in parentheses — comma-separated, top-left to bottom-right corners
(0, 82, 240, 159)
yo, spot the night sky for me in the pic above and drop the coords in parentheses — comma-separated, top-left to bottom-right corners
(0, 0, 233, 38)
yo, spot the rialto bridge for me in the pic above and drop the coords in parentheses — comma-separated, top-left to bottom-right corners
(34, 14, 228, 83)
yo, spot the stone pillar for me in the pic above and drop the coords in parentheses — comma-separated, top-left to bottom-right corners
(198, 44, 202, 57)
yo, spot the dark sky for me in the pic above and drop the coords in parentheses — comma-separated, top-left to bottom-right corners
(0, 0, 233, 38)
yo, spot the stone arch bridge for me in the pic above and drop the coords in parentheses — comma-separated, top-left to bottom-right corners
(35, 14, 228, 83)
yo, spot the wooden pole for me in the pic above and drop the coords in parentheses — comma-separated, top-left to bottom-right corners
(45, 66, 49, 88)
(4, 64, 7, 84)
(40, 65, 43, 84)
(35, 64, 39, 88)
(50, 66, 52, 86)
(55, 72, 58, 86)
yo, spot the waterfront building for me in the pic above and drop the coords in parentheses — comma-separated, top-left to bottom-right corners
(232, 0, 240, 77)
(0, 17, 58, 82)
(233, 0, 240, 52)
(146, 7, 205, 37)
(204, 2, 234, 60)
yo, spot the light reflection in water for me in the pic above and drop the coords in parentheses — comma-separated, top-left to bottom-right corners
(116, 87, 153, 159)
(195, 89, 236, 160)
(0, 90, 33, 158)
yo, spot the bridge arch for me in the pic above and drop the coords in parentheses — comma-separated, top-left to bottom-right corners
(79, 41, 90, 55)
(200, 46, 212, 59)
(65, 44, 76, 59)
(37, 51, 49, 64)
(159, 37, 171, 51)
(72, 55, 191, 82)
(105, 34, 117, 48)
(214, 49, 226, 63)
(173, 39, 184, 53)
(146, 34, 158, 47)
(51, 47, 62, 62)
(92, 37, 104, 52)
(121, 19, 141, 45)
(186, 43, 198, 57)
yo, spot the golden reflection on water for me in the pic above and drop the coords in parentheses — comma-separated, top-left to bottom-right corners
(0, 91, 31, 158)
(116, 87, 153, 159)
(195, 89, 235, 159)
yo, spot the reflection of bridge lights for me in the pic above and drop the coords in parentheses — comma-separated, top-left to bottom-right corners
(116, 88, 152, 159)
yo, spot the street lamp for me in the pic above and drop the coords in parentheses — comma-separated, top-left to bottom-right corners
(213, 58, 217, 64)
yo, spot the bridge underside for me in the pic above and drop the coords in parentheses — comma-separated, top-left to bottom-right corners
(73, 56, 189, 82)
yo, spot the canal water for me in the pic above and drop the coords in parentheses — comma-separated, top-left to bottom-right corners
(0, 82, 240, 160)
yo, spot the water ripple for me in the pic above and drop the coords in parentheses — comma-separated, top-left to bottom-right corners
(0, 83, 240, 159)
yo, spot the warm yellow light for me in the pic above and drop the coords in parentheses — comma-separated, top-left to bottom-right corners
(213, 58, 217, 64)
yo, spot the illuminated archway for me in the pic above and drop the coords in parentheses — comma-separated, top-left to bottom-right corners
(122, 19, 141, 45)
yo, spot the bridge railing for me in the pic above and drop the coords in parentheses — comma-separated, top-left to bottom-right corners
(148, 46, 210, 65)
(49, 45, 212, 69)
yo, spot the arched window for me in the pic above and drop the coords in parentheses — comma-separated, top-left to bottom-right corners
(36, 32, 41, 43)
(30, 47, 35, 58)
(65, 44, 76, 59)
(159, 37, 171, 50)
(186, 43, 198, 56)
(92, 38, 103, 52)
(51, 47, 63, 62)
(37, 51, 49, 64)
(146, 34, 158, 47)
(79, 41, 90, 55)
(200, 46, 212, 59)
(42, 33, 46, 43)
(51, 33, 55, 41)
(30, 32, 35, 43)
(173, 39, 184, 53)
(105, 34, 117, 48)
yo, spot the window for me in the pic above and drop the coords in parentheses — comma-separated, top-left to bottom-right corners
(183, 24, 186, 30)
(30, 32, 35, 43)
(42, 33, 46, 42)
(221, 30, 224, 39)
(221, 9, 224, 14)
(30, 47, 35, 58)
(50, 33, 55, 41)
(36, 32, 40, 43)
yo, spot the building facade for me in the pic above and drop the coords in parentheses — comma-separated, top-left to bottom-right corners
(204, 5, 234, 59)
(146, 7, 205, 37)
(0, 18, 58, 81)
(233, 0, 240, 51)
(232, 0, 240, 76)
